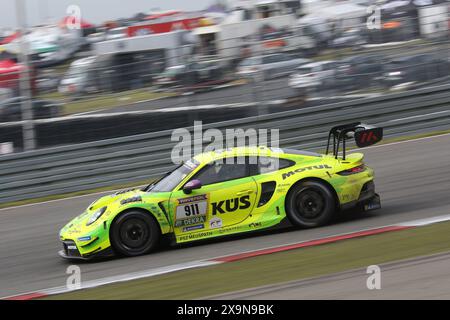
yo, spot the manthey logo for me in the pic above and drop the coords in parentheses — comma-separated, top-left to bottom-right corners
(170, 121, 280, 165)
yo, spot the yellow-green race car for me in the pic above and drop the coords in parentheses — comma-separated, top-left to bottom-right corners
(59, 123, 383, 260)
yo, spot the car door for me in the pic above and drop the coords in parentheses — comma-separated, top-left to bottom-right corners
(169, 157, 258, 235)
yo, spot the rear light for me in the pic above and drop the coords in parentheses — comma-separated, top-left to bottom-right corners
(337, 164, 366, 176)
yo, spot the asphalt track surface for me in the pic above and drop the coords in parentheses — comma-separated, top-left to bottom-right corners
(210, 251, 450, 299)
(1, 134, 450, 297)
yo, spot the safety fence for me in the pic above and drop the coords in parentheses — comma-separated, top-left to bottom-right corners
(0, 83, 449, 203)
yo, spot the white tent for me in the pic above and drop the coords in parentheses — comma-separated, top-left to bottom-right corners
(303, 2, 367, 21)
(299, 2, 367, 29)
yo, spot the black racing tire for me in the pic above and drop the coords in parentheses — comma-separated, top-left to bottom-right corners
(286, 180, 336, 228)
(110, 210, 160, 257)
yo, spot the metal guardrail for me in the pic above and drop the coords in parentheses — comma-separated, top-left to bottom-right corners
(1, 83, 450, 204)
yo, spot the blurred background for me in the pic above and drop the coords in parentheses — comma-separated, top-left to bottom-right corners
(0, 0, 449, 152)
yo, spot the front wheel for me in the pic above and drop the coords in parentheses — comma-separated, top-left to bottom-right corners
(286, 180, 336, 228)
(110, 210, 160, 257)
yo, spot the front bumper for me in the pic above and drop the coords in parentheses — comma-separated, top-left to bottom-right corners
(59, 239, 114, 261)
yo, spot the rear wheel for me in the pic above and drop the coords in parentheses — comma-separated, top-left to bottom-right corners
(286, 180, 336, 228)
(110, 210, 160, 257)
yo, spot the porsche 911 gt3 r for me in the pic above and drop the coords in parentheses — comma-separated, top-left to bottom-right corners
(59, 122, 382, 260)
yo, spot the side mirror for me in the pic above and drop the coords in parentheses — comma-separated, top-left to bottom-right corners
(183, 179, 202, 194)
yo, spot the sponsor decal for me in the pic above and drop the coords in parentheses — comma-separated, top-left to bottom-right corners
(120, 195, 142, 205)
(178, 231, 213, 241)
(183, 159, 200, 170)
(282, 165, 332, 180)
(178, 194, 208, 205)
(249, 222, 262, 228)
(218, 226, 241, 234)
(209, 217, 223, 229)
(175, 194, 209, 225)
(77, 236, 92, 242)
(175, 216, 207, 227)
(212, 195, 251, 215)
(67, 229, 82, 235)
(182, 224, 205, 232)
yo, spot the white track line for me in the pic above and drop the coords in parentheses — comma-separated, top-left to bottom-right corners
(1, 260, 221, 300)
(3, 213, 450, 300)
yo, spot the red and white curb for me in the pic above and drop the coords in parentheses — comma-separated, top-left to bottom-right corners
(4, 213, 450, 300)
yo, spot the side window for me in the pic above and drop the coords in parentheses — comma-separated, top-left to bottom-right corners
(192, 157, 248, 186)
(258, 157, 295, 174)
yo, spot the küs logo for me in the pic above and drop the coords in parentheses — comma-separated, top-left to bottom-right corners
(212, 196, 251, 215)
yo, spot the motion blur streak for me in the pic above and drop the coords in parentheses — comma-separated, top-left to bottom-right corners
(0, 134, 449, 297)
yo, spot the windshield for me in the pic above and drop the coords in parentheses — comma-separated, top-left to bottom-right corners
(149, 159, 200, 192)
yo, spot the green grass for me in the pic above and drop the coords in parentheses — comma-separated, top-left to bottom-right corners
(62, 90, 176, 115)
(36, 89, 176, 115)
(36, 91, 66, 101)
(38, 79, 246, 116)
(45, 220, 450, 300)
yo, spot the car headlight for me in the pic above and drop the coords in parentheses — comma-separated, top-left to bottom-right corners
(86, 206, 107, 226)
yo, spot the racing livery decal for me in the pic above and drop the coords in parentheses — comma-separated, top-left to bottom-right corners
(211, 196, 251, 215)
(58, 123, 382, 259)
(282, 165, 332, 180)
(175, 194, 209, 227)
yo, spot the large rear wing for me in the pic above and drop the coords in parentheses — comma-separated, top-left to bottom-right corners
(325, 122, 383, 160)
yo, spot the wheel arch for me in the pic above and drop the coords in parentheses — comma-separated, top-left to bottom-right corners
(285, 177, 340, 211)
(109, 207, 164, 237)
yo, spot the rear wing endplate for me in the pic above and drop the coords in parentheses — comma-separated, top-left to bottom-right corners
(325, 122, 383, 160)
